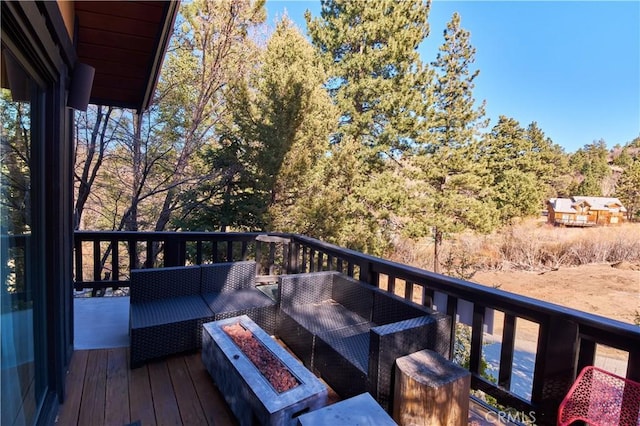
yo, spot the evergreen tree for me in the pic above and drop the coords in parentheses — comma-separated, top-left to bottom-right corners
(570, 140, 611, 196)
(615, 158, 640, 220)
(306, 0, 431, 156)
(406, 12, 495, 273)
(525, 122, 571, 198)
(305, 0, 432, 254)
(179, 17, 337, 233)
(480, 116, 548, 223)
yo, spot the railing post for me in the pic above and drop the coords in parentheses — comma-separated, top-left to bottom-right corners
(287, 240, 298, 274)
(163, 234, 182, 267)
(360, 260, 375, 285)
(74, 233, 83, 290)
(531, 316, 579, 425)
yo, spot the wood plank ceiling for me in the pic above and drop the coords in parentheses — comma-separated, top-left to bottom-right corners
(74, 1, 178, 112)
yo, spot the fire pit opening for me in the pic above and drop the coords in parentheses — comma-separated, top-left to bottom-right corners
(223, 322, 300, 393)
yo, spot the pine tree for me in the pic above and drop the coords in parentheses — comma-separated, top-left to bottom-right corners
(525, 122, 571, 198)
(407, 12, 495, 273)
(179, 17, 337, 233)
(304, 0, 432, 254)
(307, 0, 431, 156)
(616, 158, 640, 220)
(570, 140, 611, 196)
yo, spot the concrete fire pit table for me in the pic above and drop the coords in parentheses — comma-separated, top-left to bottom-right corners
(202, 315, 328, 426)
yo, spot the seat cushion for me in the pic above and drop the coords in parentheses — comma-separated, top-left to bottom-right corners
(284, 300, 371, 335)
(130, 295, 213, 328)
(201, 289, 274, 314)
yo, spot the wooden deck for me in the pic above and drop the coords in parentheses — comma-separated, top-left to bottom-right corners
(56, 348, 237, 426)
(56, 347, 507, 426)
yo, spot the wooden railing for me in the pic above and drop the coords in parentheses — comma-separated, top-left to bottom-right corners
(74, 231, 640, 424)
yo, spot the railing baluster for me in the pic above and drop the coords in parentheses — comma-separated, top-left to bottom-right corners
(422, 286, 434, 308)
(269, 242, 276, 274)
(93, 239, 101, 282)
(255, 240, 262, 271)
(499, 313, 516, 389)
(145, 239, 153, 268)
(283, 242, 290, 274)
(446, 295, 458, 360)
(196, 240, 203, 265)
(404, 280, 413, 300)
(213, 241, 219, 263)
(128, 238, 137, 271)
(111, 238, 119, 283)
(241, 241, 248, 260)
(388, 275, 396, 294)
(301, 246, 308, 273)
(628, 348, 640, 382)
(577, 338, 596, 376)
(226, 240, 233, 261)
(74, 235, 83, 290)
(469, 303, 486, 375)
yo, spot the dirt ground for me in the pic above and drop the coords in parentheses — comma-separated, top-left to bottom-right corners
(473, 262, 640, 325)
(471, 262, 639, 366)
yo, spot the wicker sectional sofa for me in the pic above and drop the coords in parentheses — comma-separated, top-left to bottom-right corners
(277, 271, 451, 411)
(129, 260, 276, 368)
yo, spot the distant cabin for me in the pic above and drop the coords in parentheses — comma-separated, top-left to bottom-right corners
(547, 196, 627, 227)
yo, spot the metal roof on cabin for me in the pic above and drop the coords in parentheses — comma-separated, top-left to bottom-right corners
(74, 1, 179, 112)
(548, 197, 627, 213)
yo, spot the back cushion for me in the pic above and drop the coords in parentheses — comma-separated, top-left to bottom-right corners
(201, 261, 256, 293)
(331, 274, 374, 321)
(279, 272, 335, 307)
(371, 290, 430, 325)
(130, 265, 201, 303)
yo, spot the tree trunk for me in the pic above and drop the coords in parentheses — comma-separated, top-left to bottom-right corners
(433, 227, 442, 274)
(73, 106, 112, 229)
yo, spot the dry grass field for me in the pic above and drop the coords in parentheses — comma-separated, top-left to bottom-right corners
(392, 220, 640, 332)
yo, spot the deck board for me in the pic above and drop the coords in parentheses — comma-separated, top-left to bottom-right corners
(128, 362, 156, 425)
(105, 348, 130, 425)
(58, 349, 236, 426)
(78, 349, 107, 425)
(148, 361, 183, 426)
(183, 352, 237, 425)
(167, 356, 209, 425)
(58, 347, 500, 425)
(56, 350, 87, 425)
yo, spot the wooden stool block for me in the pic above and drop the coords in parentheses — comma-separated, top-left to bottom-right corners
(394, 349, 471, 426)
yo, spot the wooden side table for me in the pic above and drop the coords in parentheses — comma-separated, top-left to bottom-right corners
(394, 349, 471, 426)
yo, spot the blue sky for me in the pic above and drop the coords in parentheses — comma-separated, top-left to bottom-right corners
(264, 1, 640, 153)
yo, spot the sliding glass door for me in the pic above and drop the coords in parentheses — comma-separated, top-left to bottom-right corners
(1, 46, 47, 426)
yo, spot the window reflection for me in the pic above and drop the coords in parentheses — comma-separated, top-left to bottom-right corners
(1, 47, 40, 426)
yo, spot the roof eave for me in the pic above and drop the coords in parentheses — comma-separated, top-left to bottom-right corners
(138, 0, 179, 113)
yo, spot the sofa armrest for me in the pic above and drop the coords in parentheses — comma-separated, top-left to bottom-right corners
(200, 261, 256, 293)
(368, 314, 452, 410)
(130, 265, 201, 303)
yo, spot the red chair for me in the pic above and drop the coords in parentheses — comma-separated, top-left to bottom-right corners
(558, 366, 640, 426)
